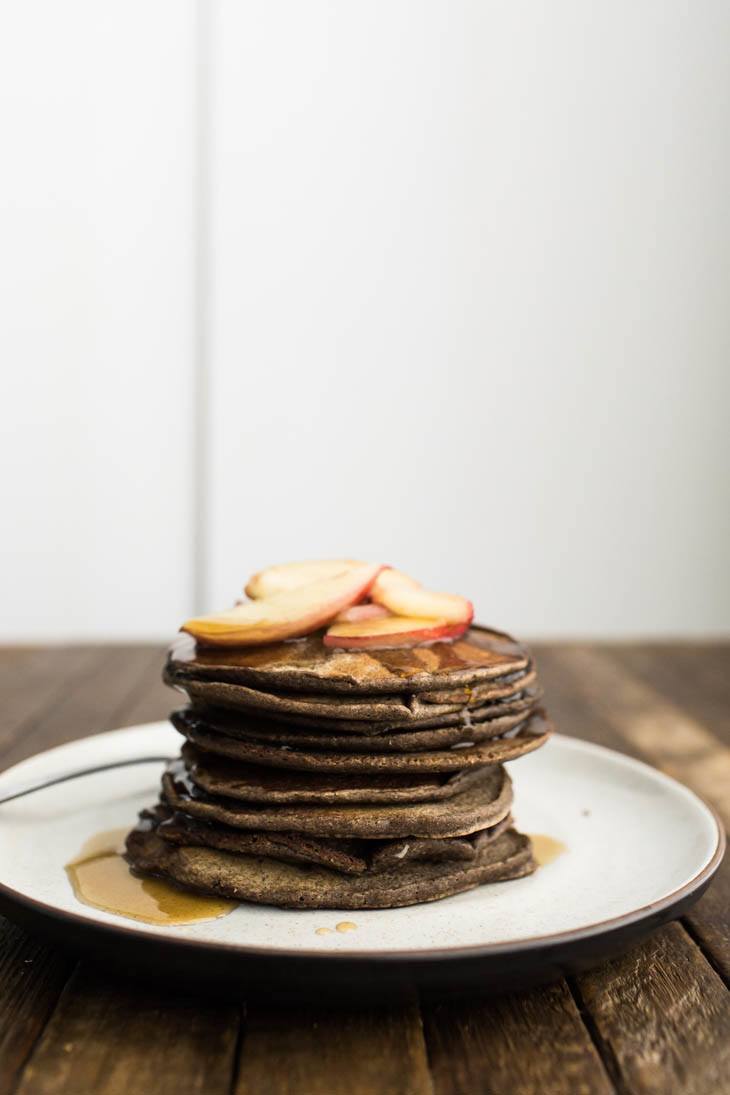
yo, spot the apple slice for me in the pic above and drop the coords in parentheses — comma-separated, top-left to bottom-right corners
(183, 563, 381, 647)
(334, 603, 391, 624)
(371, 569, 473, 625)
(324, 615, 469, 650)
(245, 559, 361, 599)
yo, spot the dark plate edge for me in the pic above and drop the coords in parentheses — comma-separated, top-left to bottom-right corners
(0, 869, 720, 1000)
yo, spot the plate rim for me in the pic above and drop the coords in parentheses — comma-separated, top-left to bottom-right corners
(0, 726, 724, 965)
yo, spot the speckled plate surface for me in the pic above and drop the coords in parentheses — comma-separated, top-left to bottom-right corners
(0, 724, 722, 998)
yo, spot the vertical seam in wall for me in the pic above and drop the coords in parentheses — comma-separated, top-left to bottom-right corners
(192, 0, 212, 614)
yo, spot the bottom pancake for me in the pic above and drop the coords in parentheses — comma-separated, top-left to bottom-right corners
(126, 820, 535, 910)
(152, 804, 514, 875)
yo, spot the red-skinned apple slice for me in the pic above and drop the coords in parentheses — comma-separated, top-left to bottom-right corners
(334, 603, 391, 624)
(371, 569, 473, 625)
(245, 560, 360, 600)
(183, 563, 381, 647)
(324, 615, 469, 650)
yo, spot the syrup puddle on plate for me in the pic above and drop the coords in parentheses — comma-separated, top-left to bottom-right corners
(530, 834, 567, 866)
(65, 827, 237, 926)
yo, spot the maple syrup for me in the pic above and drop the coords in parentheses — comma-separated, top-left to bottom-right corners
(65, 827, 236, 926)
(529, 833, 567, 866)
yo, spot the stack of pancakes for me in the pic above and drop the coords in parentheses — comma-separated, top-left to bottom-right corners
(127, 626, 552, 909)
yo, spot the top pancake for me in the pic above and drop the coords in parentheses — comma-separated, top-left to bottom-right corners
(167, 625, 529, 696)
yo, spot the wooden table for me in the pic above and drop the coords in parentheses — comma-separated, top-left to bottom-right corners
(1, 643, 729, 1095)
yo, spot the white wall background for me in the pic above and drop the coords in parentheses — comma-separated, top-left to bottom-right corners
(2, 1, 730, 640)
(1, 1, 198, 638)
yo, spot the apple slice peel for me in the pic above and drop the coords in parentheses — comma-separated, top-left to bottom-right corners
(182, 563, 381, 647)
(323, 615, 470, 650)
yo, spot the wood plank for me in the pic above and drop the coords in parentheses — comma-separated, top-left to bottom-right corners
(234, 998, 432, 1095)
(103, 646, 169, 728)
(531, 644, 620, 752)
(0, 646, 100, 760)
(683, 856, 730, 986)
(542, 645, 730, 830)
(576, 923, 730, 1095)
(0, 648, 122, 1089)
(607, 643, 730, 747)
(4, 644, 729, 1095)
(113, 645, 171, 729)
(0, 645, 165, 768)
(1, 645, 180, 1094)
(423, 980, 613, 1095)
(0, 921, 73, 1095)
(561, 645, 730, 986)
(536, 646, 730, 982)
(15, 966, 240, 1095)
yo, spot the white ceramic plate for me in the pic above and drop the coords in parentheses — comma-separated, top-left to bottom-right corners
(0, 724, 722, 996)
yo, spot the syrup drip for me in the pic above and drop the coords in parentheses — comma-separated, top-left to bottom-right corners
(65, 827, 236, 926)
(314, 921, 359, 936)
(529, 834, 567, 866)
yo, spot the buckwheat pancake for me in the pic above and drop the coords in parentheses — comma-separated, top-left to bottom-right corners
(180, 743, 487, 805)
(172, 698, 540, 754)
(126, 820, 535, 909)
(169, 667, 537, 731)
(369, 816, 514, 872)
(174, 710, 552, 774)
(153, 805, 514, 875)
(127, 563, 554, 913)
(417, 678, 530, 704)
(161, 762, 513, 838)
(147, 803, 371, 875)
(255, 700, 536, 735)
(166, 626, 530, 695)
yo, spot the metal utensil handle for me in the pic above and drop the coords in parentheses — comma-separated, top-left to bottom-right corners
(0, 756, 173, 806)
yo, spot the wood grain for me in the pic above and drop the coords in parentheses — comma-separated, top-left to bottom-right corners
(579, 644, 730, 988)
(423, 981, 613, 1095)
(540, 645, 730, 827)
(576, 923, 730, 1095)
(1, 643, 729, 1095)
(0, 646, 99, 759)
(537, 645, 730, 999)
(112, 645, 171, 729)
(0, 645, 177, 1094)
(572, 645, 730, 987)
(0, 645, 166, 767)
(15, 967, 241, 1095)
(608, 644, 730, 748)
(234, 998, 432, 1095)
(0, 921, 73, 1095)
